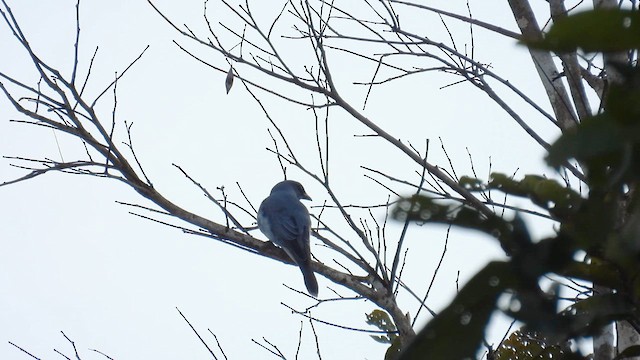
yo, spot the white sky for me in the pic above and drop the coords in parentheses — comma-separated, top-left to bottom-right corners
(0, 0, 580, 358)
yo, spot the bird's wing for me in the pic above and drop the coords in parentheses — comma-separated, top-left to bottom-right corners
(259, 195, 311, 264)
(285, 212, 311, 261)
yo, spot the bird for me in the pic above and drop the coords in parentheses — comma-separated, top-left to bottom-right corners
(257, 180, 318, 297)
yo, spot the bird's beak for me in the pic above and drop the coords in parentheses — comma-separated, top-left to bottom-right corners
(302, 193, 312, 201)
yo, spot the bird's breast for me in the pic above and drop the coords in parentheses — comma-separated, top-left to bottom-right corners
(257, 210, 275, 241)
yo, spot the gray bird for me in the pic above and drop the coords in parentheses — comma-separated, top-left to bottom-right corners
(257, 180, 318, 296)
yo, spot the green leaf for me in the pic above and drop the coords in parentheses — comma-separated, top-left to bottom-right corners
(488, 173, 583, 219)
(458, 175, 484, 191)
(399, 261, 517, 360)
(488, 172, 529, 197)
(384, 337, 402, 360)
(560, 261, 624, 290)
(546, 113, 640, 188)
(560, 292, 636, 336)
(493, 330, 569, 360)
(524, 10, 640, 52)
(546, 114, 625, 168)
(606, 63, 640, 123)
(366, 309, 397, 344)
(393, 195, 533, 255)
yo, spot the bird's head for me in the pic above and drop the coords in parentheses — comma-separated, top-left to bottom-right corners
(271, 180, 312, 201)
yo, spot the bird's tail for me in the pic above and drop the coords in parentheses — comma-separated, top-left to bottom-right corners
(300, 264, 319, 297)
